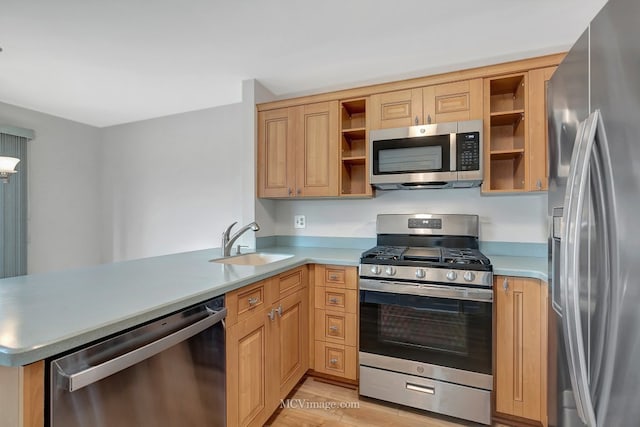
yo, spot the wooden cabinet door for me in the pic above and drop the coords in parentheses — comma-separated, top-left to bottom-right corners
(495, 276, 548, 425)
(293, 102, 339, 197)
(370, 88, 423, 129)
(227, 309, 274, 427)
(272, 288, 309, 398)
(423, 79, 483, 124)
(528, 66, 556, 191)
(257, 107, 295, 198)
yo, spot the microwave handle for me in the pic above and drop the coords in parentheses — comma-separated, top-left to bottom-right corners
(450, 133, 457, 172)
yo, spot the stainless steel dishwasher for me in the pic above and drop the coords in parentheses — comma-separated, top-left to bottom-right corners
(48, 295, 226, 427)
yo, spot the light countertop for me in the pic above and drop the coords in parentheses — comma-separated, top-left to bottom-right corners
(0, 246, 546, 367)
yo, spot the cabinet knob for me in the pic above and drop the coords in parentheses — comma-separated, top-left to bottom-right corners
(536, 179, 542, 190)
(329, 325, 339, 332)
(414, 116, 419, 125)
(329, 358, 338, 365)
(328, 297, 339, 304)
(275, 305, 283, 317)
(296, 188, 301, 196)
(248, 297, 259, 306)
(267, 309, 276, 321)
(503, 277, 509, 293)
(329, 275, 338, 281)
(427, 114, 432, 124)
(288, 188, 293, 196)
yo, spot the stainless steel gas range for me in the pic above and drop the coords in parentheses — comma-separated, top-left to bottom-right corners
(358, 213, 493, 425)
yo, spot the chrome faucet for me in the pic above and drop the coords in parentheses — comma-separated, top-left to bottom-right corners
(221, 221, 260, 256)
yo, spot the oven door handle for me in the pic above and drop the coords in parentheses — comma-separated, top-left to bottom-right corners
(359, 279, 493, 302)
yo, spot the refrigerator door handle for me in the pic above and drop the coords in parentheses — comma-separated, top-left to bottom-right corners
(561, 110, 599, 426)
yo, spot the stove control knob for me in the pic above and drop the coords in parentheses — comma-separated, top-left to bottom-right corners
(385, 266, 396, 276)
(463, 271, 476, 282)
(446, 270, 457, 281)
(415, 268, 426, 279)
(370, 265, 381, 275)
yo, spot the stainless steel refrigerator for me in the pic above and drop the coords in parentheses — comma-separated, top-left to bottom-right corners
(548, 0, 640, 425)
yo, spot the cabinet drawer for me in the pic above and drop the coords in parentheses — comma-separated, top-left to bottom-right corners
(226, 279, 268, 326)
(314, 286, 357, 313)
(274, 266, 307, 302)
(314, 309, 357, 346)
(315, 265, 358, 289)
(314, 341, 357, 380)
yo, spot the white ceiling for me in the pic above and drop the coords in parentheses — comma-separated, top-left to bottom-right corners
(0, 0, 607, 128)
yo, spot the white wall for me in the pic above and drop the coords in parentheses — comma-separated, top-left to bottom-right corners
(274, 190, 548, 243)
(0, 102, 102, 273)
(100, 104, 243, 262)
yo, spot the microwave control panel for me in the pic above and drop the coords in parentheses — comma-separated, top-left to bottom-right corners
(457, 132, 480, 171)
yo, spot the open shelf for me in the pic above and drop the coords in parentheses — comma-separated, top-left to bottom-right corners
(484, 73, 528, 193)
(490, 148, 525, 160)
(490, 111, 524, 126)
(342, 156, 366, 164)
(490, 75, 526, 113)
(341, 99, 367, 130)
(490, 154, 525, 191)
(340, 98, 372, 197)
(341, 161, 368, 195)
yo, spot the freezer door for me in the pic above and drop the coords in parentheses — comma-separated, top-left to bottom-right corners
(590, 0, 640, 424)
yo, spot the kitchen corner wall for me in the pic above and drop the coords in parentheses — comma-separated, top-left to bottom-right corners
(100, 104, 243, 262)
(0, 101, 103, 274)
(273, 190, 548, 243)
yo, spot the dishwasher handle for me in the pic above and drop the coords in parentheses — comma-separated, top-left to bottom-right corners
(53, 306, 227, 392)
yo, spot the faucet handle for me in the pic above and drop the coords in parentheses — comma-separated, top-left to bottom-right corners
(236, 245, 248, 255)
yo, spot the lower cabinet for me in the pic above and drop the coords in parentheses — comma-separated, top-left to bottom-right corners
(226, 266, 309, 427)
(494, 275, 548, 426)
(312, 264, 359, 381)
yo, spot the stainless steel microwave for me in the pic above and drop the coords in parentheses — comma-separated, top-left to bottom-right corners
(369, 119, 483, 189)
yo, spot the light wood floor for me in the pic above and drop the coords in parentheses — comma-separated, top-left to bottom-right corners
(266, 377, 510, 427)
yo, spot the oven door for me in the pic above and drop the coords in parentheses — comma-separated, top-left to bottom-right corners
(359, 278, 492, 377)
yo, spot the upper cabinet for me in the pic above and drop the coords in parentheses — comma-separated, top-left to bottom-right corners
(256, 54, 564, 199)
(370, 79, 483, 130)
(528, 67, 557, 192)
(257, 102, 339, 198)
(482, 67, 557, 193)
(370, 88, 423, 129)
(423, 79, 483, 124)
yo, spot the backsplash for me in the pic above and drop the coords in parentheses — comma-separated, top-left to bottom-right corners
(270, 188, 548, 244)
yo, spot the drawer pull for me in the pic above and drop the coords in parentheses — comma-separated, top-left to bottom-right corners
(328, 297, 339, 304)
(248, 297, 259, 306)
(329, 275, 339, 281)
(329, 358, 338, 365)
(406, 383, 435, 395)
(329, 325, 339, 332)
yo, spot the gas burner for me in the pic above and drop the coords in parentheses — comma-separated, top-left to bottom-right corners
(361, 246, 407, 261)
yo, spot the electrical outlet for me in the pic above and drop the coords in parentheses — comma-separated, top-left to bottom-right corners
(294, 215, 306, 229)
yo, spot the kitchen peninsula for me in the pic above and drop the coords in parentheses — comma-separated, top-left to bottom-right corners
(0, 244, 546, 427)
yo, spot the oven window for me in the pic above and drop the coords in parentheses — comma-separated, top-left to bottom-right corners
(378, 145, 442, 173)
(372, 135, 451, 174)
(360, 290, 492, 375)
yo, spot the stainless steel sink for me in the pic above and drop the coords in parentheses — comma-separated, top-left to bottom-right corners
(209, 252, 294, 266)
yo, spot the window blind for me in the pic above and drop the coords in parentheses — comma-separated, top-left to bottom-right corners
(0, 132, 28, 277)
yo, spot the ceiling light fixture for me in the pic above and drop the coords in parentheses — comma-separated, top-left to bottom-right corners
(0, 156, 20, 183)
